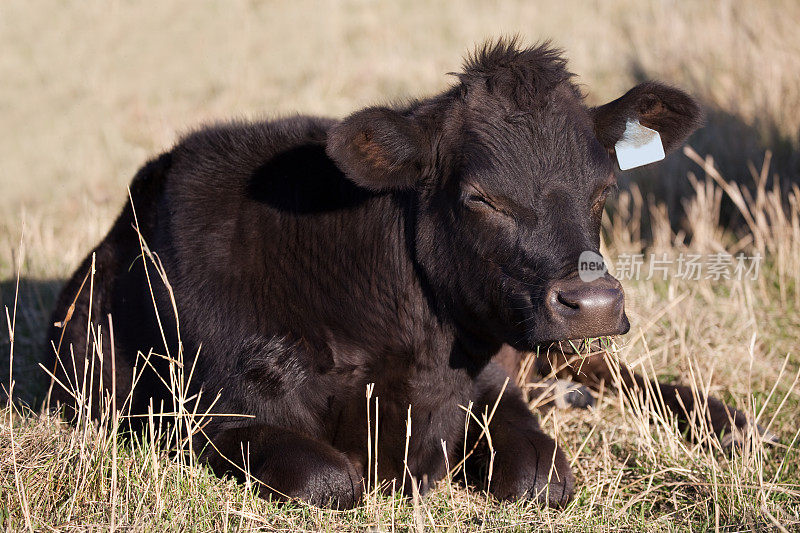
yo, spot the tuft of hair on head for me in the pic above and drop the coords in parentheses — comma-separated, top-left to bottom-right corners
(457, 36, 581, 107)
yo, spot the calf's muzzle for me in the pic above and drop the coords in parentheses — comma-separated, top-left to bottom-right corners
(545, 275, 629, 340)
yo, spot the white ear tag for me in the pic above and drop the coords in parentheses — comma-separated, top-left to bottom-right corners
(614, 119, 665, 170)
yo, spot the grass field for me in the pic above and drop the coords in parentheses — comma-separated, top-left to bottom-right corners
(2, 1, 800, 530)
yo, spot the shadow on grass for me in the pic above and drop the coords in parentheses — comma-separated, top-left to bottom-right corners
(0, 277, 64, 409)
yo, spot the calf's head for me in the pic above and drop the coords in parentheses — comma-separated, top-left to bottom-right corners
(327, 40, 702, 353)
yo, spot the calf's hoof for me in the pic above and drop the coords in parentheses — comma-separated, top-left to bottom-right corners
(694, 395, 780, 452)
(530, 379, 596, 410)
(719, 419, 779, 451)
(554, 379, 595, 409)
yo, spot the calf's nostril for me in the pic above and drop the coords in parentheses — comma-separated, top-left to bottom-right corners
(556, 292, 580, 310)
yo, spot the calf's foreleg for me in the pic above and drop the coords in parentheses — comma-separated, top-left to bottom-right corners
(198, 425, 363, 509)
(537, 342, 778, 448)
(466, 363, 574, 507)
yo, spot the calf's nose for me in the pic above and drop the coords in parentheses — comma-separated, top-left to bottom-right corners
(545, 275, 629, 339)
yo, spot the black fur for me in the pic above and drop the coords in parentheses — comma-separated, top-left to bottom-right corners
(46, 39, 702, 508)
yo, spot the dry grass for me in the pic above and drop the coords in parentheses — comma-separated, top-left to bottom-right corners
(2, 0, 800, 530)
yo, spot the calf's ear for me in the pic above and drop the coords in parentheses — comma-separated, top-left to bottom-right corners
(326, 107, 429, 191)
(591, 82, 704, 155)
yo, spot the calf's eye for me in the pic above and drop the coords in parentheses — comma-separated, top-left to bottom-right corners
(467, 194, 498, 210)
(462, 189, 518, 221)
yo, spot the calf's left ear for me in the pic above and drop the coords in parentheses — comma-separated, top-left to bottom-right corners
(591, 82, 704, 155)
(326, 107, 429, 191)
